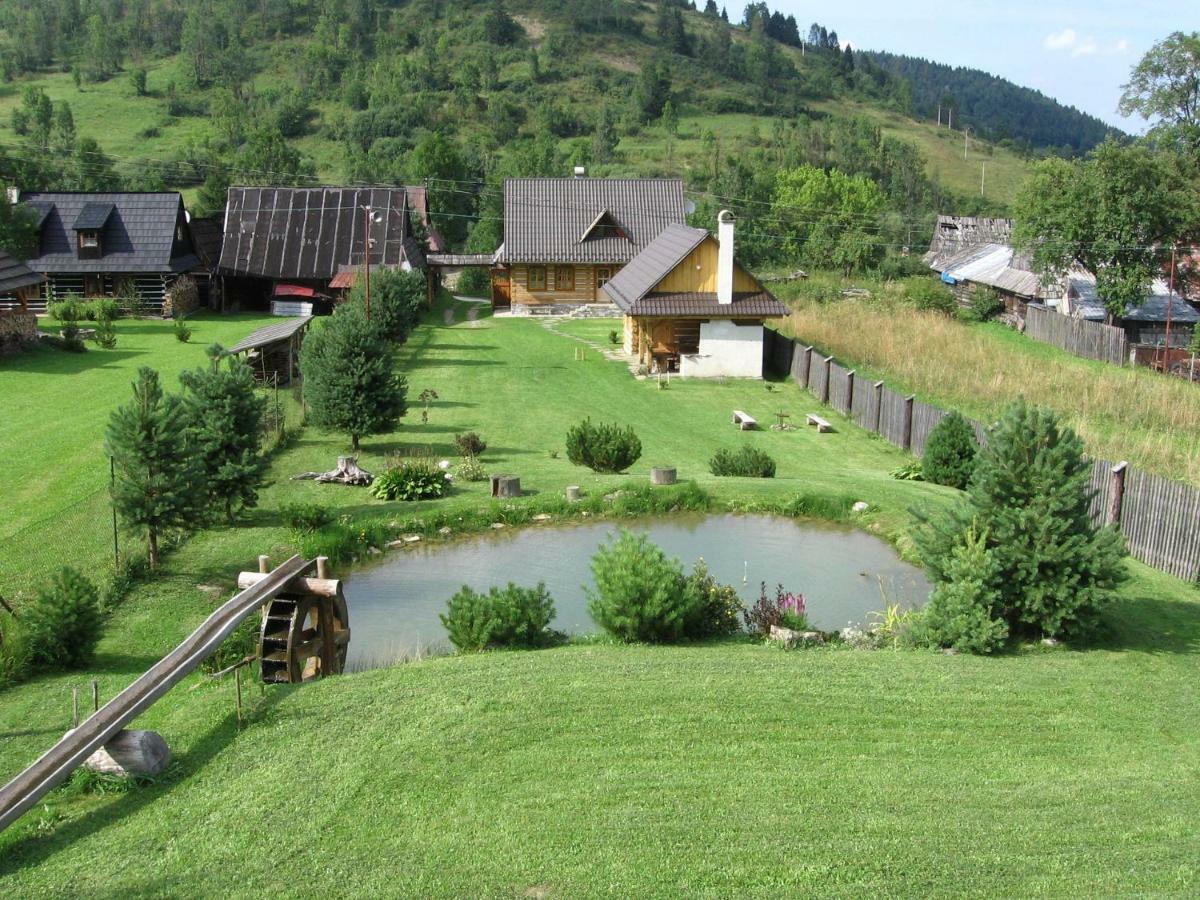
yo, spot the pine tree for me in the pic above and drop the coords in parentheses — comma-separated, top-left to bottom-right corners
(300, 302, 408, 452)
(921, 411, 978, 489)
(106, 367, 203, 569)
(180, 346, 268, 524)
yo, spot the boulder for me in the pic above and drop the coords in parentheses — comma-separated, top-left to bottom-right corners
(768, 625, 824, 646)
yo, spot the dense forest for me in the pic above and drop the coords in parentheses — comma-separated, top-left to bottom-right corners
(868, 51, 1118, 155)
(0, 0, 1117, 271)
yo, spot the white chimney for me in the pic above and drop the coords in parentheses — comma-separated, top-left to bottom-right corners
(5, 186, 18, 205)
(717, 210, 735, 305)
(573, 166, 586, 178)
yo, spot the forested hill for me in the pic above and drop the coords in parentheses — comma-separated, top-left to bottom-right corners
(0, 0, 1109, 266)
(867, 51, 1119, 154)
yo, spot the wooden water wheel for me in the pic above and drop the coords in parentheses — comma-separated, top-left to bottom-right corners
(259, 591, 351, 684)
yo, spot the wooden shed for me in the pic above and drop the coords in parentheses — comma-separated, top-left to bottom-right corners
(227, 316, 312, 384)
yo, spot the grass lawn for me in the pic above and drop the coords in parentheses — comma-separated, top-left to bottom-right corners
(1, 298, 1198, 894)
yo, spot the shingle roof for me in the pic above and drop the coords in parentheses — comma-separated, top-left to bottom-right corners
(626, 292, 788, 317)
(937, 242, 1044, 298)
(19, 192, 199, 274)
(217, 187, 430, 281)
(73, 202, 115, 231)
(0, 249, 44, 295)
(501, 177, 686, 264)
(188, 215, 226, 269)
(925, 215, 1016, 270)
(227, 316, 312, 354)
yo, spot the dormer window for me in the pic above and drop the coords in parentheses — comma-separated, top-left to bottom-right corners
(580, 209, 629, 243)
(73, 201, 114, 260)
(80, 231, 100, 249)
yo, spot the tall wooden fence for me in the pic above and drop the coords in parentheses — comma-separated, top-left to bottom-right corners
(762, 328, 1200, 581)
(1025, 305, 1129, 366)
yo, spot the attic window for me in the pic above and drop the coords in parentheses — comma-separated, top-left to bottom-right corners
(580, 209, 628, 243)
(79, 231, 100, 249)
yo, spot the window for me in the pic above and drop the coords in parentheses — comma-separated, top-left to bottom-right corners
(528, 266, 547, 292)
(595, 267, 612, 288)
(83, 274, 103, 296)
(554, 266, 575, 292)
(79, 231, 99, 249)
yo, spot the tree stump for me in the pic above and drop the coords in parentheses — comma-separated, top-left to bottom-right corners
(83, 729, 171, 778)
(650, 466, 677, 486)
(565, 485, 581, 502)
(292, 456, 373, 486)
(490, 475, 521, 498)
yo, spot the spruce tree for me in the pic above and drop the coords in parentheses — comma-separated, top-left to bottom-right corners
(300, 302, 407, 452)
(106, 367, 202, 569)
(916, 401, 1127, 638)
(180, 346, 268, 524)
(922, 411, 978, 489)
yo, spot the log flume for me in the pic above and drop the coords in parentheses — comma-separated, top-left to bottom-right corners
(0, 555, 311, 833)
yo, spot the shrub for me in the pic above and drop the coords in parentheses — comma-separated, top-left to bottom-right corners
(922, 412, 978, 490)
(357, 268, 426, 342)
(959, 286, 1003, 322)
(49, 297, 84, 322)
(371, 459, 450, 501)
(20, 567, 104, 670)
(173, 317, 192, 343)
(93, 318, 118, 349)
(455, 266, 491, 297)
(454, 431, 487, 457)
(280, 502, 335, 532)
(905, 279, 956, 315)
(778, 592, 810, 631)
(608, 329, 620, 345)
(0, 611, 31, 685)
(744, 583, 807, 635)
(566, 419, 642, 473)
(914, 526, 1009, 654)
(456, 456, 488, 482)
(682, 560, 745, 638)
(440, 582, 558, 651)
(58, 322, 87, 352)
(709, 444, 776, 478)
(587, 530, 697, 642)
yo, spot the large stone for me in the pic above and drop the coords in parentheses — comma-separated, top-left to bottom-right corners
(768, 625, 824, 646)
(84, 729, 171, 778)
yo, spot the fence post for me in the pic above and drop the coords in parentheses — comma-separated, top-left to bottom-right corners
(901, 395, 915, 451)
(821, 356, 833, 405)
(845, 370, 856, 416)
(800, 346, 813, 389)
(872, 382, 884, 433)
(1107, 461, 1128, 526)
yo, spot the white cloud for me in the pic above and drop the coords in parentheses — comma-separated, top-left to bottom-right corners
(1044, 28, 1077, 51)
(1072, 37, 1099, 57)
(1112, 39, 1130, 54)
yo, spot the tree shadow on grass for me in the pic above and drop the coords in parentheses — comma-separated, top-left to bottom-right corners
(1075, 593, 1200, 655)
(0, 687, 296, 876)
(0, 347, 145, 375)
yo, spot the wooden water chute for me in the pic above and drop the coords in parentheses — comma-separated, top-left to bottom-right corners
(237, 557, 351, 684)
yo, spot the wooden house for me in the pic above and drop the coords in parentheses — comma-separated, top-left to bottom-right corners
(1060, 272, 1198, 348)
(16, 192, 201, 312)
(925, 215, 1044, 314)
(602, 212, 787, 378)
(493, 174, 686, 314)
(216, 187, 436, 313)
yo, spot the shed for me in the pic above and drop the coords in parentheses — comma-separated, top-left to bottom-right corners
(227, 316, 312, 384)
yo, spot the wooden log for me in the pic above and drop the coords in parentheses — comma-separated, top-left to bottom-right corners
(83, 729, 170, 778)
(565, 485, 581, 502)
(650, 467, 677, 485)
(1107, 461, 1128, 526)
(291, 456, 373, 486)
(236, 573, 343, 598)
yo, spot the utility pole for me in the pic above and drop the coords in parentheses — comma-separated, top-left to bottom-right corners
(964, 127, 969, 160)
(981, 163, 986, 196)
(1164, 244, 1177, 372)
(360, 204, 372, 321)
(937, 104, 941, 127)
(948, 107, 953, 130)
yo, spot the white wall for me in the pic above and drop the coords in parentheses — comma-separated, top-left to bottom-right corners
(680, 320, 764, 378)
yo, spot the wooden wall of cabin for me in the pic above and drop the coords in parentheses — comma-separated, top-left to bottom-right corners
(653, 238, 761, 294)
(508, 263, 622, 305)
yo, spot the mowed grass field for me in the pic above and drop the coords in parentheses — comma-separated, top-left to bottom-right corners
(776, 284, 1200, 487)
(1, 299, 1198, 894)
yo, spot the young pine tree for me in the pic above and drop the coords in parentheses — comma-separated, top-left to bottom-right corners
(921, 411, 978, 490)
(300, 303, 407, 452)
(179, 346, 268, 524)
(106, 367, 202, 569)
(916, 401, 1126, 639)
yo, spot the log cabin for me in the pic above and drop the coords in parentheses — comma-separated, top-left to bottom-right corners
(493, 173, 686, 315)
(602, 211, 787, 378)
(0, 249, 44, 353)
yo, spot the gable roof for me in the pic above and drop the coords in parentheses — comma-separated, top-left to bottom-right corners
(19, 192, 199, 274)
(602, 223, 787, 318)
(217, 187, 429, 281)
(937, 242, 1044, 298)
(501, 177, 686, 264)
(188, 215, 225, 270)
(925, 215, 1017, 270)
(0, 249, 45, 295)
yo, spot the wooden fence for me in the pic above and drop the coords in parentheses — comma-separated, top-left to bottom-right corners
(762, 328, 1200, 581)
(1025, 305, 1129, 366)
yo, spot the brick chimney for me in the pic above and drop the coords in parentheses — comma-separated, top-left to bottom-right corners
(717, 210, 735, 305)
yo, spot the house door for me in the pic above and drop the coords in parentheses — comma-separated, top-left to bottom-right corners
(491, 269, 511, 309)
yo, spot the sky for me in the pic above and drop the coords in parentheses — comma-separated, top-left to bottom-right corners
(770, 1, 1197, 130)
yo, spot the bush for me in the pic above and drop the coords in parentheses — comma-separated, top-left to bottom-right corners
(914, 526, 1008, 654)
(93, 318, 118, 349)
(682, 560, 745, 638)
(922, 412, 978, 490)
(455, 266, 491, 297)
(20, 567, 103, 670)
(608, 329, 620, 345)
(173, 317, 192, 343)
(280, 502, 335, 532)
(454, 431, 487, 457)
(456, 456, 488, 482)
(709, 444, 776, 478)
(359, 268, 426, 342)
(48, 297, 84, 322)
(79, 298, 120, 321)
(743, 583, 806, 636)
(959, 286, 1003, 322)
(905, 279, 956, 315)
(566, 419, 642, 473)
(587, 530, 697, 643)
(440, 582, 558, 652)
(371, 459, 450, 501)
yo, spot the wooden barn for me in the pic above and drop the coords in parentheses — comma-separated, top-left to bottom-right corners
(602, 212, 787, 378)
(925, 215, 1045, 315)
(493, 173, 686, 315)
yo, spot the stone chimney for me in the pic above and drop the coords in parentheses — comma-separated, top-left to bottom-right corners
(717, 210, 735, 305)
(573, 166, 586, 178)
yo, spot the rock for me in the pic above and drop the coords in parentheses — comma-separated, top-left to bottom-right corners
(437, 526, 453, 536)
(1041, 637, 1061, 647)
(385, 540, 406, 549)
(852, 501, 870, 513)
(403, 534, 422, 543)
(941, 647, 959, 656)
(490, 522, 506, 530)
(84, 729, 170, 778)
(565, 485, 582, 502)
(580, 511, 591, 517)
(768, 625, 824, 646)
(532, 513, 552, 522)
(367, 546, 382, 556)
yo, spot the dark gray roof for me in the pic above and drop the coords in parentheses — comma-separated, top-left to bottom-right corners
(0, 250, 45, 295)
(625, 292, 788, 317)
(602, 224, 708, 309)
(227, 317, 312, 354)
(1124, 293, 1200, 323)
(501, 177, 686, 264)
(19, 192, 200, 274)
(24, 202, 52, 230)
(217, 187, 429, 281)
(73, 202, 115, 231)
(188, 215, 225, 269)
(925, 215, 1017, 270)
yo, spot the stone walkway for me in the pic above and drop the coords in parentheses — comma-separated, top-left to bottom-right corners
(537, 317, 643, 376)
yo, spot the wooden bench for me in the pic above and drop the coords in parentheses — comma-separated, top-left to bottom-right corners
(732, 410, 757, 430)
(806, 413, 833, 433)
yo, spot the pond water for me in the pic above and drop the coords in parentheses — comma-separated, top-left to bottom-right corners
(342, 514, 930, 666)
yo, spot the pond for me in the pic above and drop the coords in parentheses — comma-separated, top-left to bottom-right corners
(342, 514, 930, 667)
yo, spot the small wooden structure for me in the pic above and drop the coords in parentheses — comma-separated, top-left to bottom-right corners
(732, 410, 757, 430)
(806, 413, 833, 433)
(227, 316, 311, 384)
